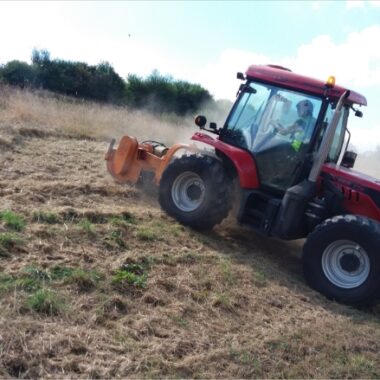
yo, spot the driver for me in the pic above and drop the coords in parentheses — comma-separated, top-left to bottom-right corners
(272, 99, 316, 151)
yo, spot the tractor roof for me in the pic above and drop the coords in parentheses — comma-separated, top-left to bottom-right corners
(246, 65, 367, 106)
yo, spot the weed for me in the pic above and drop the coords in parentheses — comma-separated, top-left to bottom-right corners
(113, 334, 135, 352)
(84, 212, 108, 224)
(253, 270, 267, 287)
(50, 266, 75, 280)
(32, 211, 60, 224)
(0, 267, 49, 293)
(121, 211, 138, 225)
(265, 338, 290, 352)
(50, 265, 101, 290)
(229, 347, 262, 376)
(0, 248, 10, 258)
(213, 292, 232, 309)
(0, 232, 23, 256)
(77, 218, 95, 235)
(112, 263, 147, 289)
(170, 223, 185, 237)
(0, 273, 15, 294)
(171, 315, 188, 328)
(219, 259, 237, 285)
(66, 269, 102, 291)
(23, 266, 51, 281)
(349, 355, 376, 375)
(136, 226, 159, 241)
(16, 266, 50, 292)
(104, 229, 127, 249)
(0, 210, 25, 231)
(26, 289, 66, 315)
(109, 212, 137, 227)
(109, 216, 128, 228)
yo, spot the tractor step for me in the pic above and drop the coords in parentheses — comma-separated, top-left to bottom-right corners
(239, 190, 281, 235)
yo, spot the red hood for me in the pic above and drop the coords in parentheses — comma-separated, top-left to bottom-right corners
(322, 163, 380, 192)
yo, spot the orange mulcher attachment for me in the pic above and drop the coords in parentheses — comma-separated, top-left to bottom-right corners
(105, 135, 194, 185)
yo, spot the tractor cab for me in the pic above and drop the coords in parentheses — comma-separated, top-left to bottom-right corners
(219, 67, 363, 194)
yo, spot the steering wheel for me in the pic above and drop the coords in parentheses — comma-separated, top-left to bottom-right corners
(262, 120, 283, 134)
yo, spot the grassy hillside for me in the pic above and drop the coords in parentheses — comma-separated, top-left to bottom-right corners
(0, 86, 379, 378)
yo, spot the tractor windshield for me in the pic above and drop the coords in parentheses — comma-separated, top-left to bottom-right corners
(222, 81, 323, 191)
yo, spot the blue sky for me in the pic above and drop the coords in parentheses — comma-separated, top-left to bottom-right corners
(1, 0, 380, 152)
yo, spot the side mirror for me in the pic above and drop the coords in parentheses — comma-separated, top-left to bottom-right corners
(194, 115, 207, 128)
(209, 122, 217, 130)
(237, 72, 245, 80)
(355, 110, 363, 118)
(341, 150, 357, 169)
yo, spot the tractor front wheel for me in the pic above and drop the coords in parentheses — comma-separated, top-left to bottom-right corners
(303, 215, 380, 305)
(159, 155, 232, 230)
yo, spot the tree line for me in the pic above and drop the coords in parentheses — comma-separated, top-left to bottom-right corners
(0, 49, 213, 116)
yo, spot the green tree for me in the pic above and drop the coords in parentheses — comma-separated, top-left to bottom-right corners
(0, 60, 35, 88)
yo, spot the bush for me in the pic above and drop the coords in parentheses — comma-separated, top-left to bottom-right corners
(0, 60, 35, 88)
(1, 49, 216, 117)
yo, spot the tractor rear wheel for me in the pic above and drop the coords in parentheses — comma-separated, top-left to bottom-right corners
(159, 155, 232, 230)
(303, 215, 380, 305)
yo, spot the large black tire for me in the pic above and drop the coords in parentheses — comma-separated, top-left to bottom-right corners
(159, 155, 232, 230)
(303, 215, 380, 305)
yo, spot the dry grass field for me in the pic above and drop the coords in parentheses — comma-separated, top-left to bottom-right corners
(0, 86, 379, 378)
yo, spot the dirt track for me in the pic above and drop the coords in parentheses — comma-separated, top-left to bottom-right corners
(0, 94, 380, 378)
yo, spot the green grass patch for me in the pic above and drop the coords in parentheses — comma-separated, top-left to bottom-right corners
(50, 265, 102, 290)
(32, 210, 60, 224)
(0, 266, 50, 293)
(109, 212, 137, 227)
(26, 289, 66, 315)
(50, 265, 75, 280)
(253, 270, 267, 287)
(16, 266, 50, 291)
(213, 292, 232, 308)
(136, 226, 159, 241)
(0, 273, 16, 294)
(0, 210, 25, 231)
(219, 259, 237, 286)
(103, 229, 127, 249)
(65, 269, 102, 291)
(121, 211, 137, 225)
(112, 262, 147, 289)
(0, 232, 23, 257)
(169, 223, 185, 237)
(77, 218, 95, 235)
(0, 265, 103, 296)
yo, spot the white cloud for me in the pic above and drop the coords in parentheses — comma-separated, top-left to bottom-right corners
(346, 0, 380, 8)
(346, 0, 365, 9)
(195, 49, 269, 99)
(284, 26, 380, 88)
(312, 1, 321, 11)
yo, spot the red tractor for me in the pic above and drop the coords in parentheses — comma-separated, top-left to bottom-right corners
(106, 65, 380, 305)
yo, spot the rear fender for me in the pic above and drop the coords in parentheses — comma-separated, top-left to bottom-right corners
(191, 132, 259, 189)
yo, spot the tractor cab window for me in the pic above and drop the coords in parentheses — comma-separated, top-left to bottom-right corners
(222, 81, 322, 191)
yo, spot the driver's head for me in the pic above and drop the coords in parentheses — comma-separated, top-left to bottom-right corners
(297, 99, 313, 117)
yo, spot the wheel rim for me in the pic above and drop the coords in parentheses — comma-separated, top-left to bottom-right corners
(171, 171, 205, 212)
(322, 240, 370, 289)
